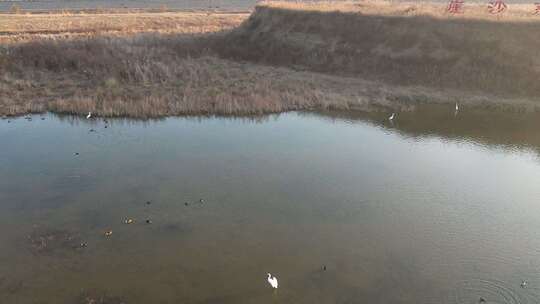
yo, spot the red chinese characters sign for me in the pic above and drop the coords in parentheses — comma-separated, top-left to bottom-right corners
(488, 0, 507, 14)
(447, 0, 465, 13)
(534, 3, 540, 14)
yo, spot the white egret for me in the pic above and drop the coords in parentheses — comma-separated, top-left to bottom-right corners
(267, 273, 278, 289)
(86, 112, 92, 119)
(388, 113, 396, 121)
(455, 103, 459, 111)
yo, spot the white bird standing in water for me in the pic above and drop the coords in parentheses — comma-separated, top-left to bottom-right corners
(388, 113, 396, 121)
(267, 273, 278, 289)
(86, 112, 92, 119)
(455, 103, 459, 112)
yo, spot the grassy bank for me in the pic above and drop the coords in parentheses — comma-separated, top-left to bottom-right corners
(1, 1, 540, 118)
(4, 34, 483, 117)
(222, 1, 540, 98)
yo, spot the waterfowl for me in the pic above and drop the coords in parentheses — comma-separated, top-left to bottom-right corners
(104, 230, 113, 237)
(86, 112, 92, 119)
(124, 218, 134, 224)
(521, 280, 528, 288)
(145, 219, 152, 224)
(267, 273, 278, 289)
(389, 113, 396, 121)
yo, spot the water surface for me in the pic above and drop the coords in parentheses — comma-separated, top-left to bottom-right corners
(1, 110, 540, 304)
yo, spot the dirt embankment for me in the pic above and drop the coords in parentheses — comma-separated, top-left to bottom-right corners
(1, 2, 540, 118)
(221, 3, 540, 99)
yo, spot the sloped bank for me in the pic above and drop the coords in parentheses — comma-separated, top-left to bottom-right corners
(220, 3, 540, 100)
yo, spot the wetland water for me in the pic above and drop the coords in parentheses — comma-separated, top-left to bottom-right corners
(1, 109, 540, 303)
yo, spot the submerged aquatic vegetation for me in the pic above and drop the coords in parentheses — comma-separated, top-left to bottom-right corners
(75, 289, 127, 304)
(27, 227, 83, 255)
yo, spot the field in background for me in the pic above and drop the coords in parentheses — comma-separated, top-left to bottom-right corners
(0, 11, 248, 43)
(1, 1, 540, 117)
(0, 0, 257, 12)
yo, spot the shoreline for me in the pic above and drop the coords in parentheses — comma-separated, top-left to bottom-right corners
(2, 1, 540, 118)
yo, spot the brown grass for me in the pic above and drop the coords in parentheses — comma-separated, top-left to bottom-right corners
(4, 33, 494, 117)
(0, 11, 247, 43)
(1, 1, 540, 118)
(261, 0, 540, 20)
(222, 1, 540, 98)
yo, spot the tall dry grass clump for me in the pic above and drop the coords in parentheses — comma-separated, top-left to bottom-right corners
(3, 31, 492, 117)
(0, 34, 392, 117)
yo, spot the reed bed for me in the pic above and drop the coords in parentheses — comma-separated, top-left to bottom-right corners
(1, 1, 540, 117)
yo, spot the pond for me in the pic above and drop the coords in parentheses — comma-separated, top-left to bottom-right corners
(1, 108, 539, 303)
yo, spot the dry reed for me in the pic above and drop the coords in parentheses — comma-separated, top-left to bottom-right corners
(1, 1, 540, 118)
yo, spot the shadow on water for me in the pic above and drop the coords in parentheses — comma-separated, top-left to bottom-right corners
(53, 112, 279, 126)
(310, 105, 540, 156)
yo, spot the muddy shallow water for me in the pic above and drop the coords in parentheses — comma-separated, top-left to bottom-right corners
(1, 109, 540, 303)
